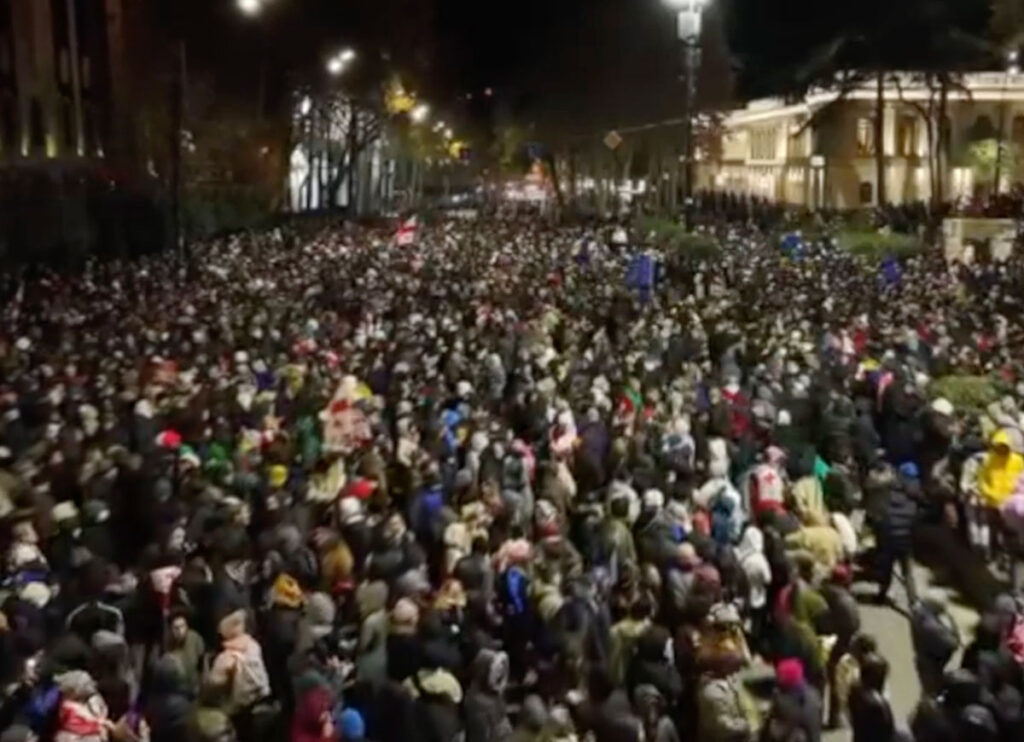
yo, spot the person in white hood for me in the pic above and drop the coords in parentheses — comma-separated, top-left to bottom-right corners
(736, 526, 772, 643)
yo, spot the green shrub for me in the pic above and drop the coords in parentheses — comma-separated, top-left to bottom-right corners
(837, 230, 925, 262)
(637, 216, 720, 260)
(929, 375, 1000, 417)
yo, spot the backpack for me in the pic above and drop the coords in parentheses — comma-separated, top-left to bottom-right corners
(499, 566, 530, 618)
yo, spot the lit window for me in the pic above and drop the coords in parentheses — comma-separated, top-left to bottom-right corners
(856, 118, 874, 156)
(898, 116, 917, 157)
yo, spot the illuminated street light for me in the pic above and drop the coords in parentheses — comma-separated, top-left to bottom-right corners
(326, 48, 357, 76)
(237, 0, 262, 16)
(1010, 50, 1021, 76)
(660, 0, 710, 228)
(444, 128, 453, 140)
(411, 103, 430, 123)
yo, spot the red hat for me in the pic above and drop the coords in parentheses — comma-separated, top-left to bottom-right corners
(156, 430, 182, 450)
(346, 478, 375, 500)
(776, 658, 805, 689)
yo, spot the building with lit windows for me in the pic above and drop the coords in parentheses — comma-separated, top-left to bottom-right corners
(698, 72, 1024, 208)
(0, 0, 123, 162)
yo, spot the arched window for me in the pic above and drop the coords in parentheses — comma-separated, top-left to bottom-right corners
(859, 181, 874, 205)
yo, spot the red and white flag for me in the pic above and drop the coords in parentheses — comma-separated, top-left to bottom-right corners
(395, 216, 418, 246)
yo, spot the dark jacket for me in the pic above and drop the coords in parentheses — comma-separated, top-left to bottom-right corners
(765, 684, 823, 742)
(879, 479, 919, 553)
(848, 684, 895, 742)
(145, 655, 195, 742)
(261, 605, 302, 707)
(820, 584, 861, 641)
(910, 601, 960, 672)
(626, 631, 682, 705)
(464, 650, 512, 742)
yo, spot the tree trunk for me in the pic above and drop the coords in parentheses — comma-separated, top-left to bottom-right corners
(937, 81, 949, 204)
(567, 148, 578, 215)
(346, 102, 358, 213)
(874, 70, 887, 206)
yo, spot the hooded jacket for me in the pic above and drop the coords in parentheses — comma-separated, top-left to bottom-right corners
(978, 430, 1024, 507)
(464, 650, 512, 742)
(145, 656, 193, 742)
(736, 527, 772, 610)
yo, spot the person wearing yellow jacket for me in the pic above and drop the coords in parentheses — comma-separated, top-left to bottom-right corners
(978, 429, 1024, 508)
(971, 429, 1024, 558)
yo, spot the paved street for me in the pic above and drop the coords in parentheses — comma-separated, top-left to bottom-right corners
(824, 560, 979, 741)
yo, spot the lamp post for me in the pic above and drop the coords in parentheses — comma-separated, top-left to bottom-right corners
(662, 0, 707, 228)
(994, 50, 1019, 195)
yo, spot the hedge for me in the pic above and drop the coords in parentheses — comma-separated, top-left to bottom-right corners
(638, 216, 720, 260)
(837, 230, 926, 262)
(929, 375, 1001, 417)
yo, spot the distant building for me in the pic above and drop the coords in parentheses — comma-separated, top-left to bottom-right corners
(698, 72, 1024, 208)
(0, 0, 123, 163)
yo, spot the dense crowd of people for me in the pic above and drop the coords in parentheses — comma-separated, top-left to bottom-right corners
(2, 214, 1024, 742)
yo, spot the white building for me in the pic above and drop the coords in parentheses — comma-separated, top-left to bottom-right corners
(700, 72, 1024, 208)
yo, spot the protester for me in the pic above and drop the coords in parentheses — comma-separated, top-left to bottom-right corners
(1, 211, 1023, 742)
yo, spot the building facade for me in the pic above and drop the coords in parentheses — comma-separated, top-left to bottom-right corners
(699, 73, 1024, 208)
(0, 0, 122, 163)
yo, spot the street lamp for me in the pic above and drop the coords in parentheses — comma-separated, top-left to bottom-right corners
(236, 0, 263, 16)
(662, 0, 708, 227)
(411, 103, 430, 124)
(327, 48, 356, 76)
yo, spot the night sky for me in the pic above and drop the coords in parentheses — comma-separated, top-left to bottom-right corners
(163, 0, 700, 130)
(163, 0, 1000, 140)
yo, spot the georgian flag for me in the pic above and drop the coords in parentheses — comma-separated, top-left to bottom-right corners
(395, 216, 418, 246)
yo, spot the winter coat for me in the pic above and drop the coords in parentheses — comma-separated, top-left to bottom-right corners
(601, 517, 637, 567)
(634, 509, 679, 567)
(387, 633, 423, 683)
(697, 675, 758, 742)
(820, 584, 860, 641)
(146, 655, 194, 742)
(609, 618, 650, 687)
(764, 684, 822, 742)
(785, 526, 844, 572)
(208, 633, 271, 713)
(978, 430, 1024, 508)
(736, 527, 771, 610)
(464, 651, 512, 742)
(356, 610, 389, 686)
(291, 684, 338, 742)
(910, 601, 960, 676)
(165, 628, 206, 699)
(790, 476, 828, 527)
(879, 481, 919, 553)
(626, 632, 682, 704)
(261, 606, 302, 705)
(848, 684, 896, 742)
